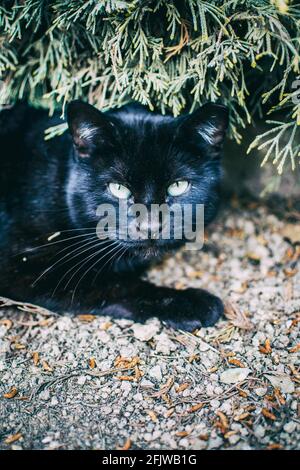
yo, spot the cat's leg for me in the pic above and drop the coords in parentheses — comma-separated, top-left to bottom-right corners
(99, 279, 224, 331)
(0, 262, 223, 331)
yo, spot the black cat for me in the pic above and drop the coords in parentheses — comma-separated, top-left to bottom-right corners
(0, 101, 228, 330)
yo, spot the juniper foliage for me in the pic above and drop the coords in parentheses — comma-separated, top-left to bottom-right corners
(0, 0, 299, 175)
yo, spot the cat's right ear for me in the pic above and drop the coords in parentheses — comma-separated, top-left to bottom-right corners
(66, 100, 115, 158)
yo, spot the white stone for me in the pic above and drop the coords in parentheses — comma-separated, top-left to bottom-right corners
(283, 421, 297, 434)
(220, 368, 251, 384)
(154, 333, 176, 354)
(132, 322, 160, 341)
(265, 374, 295, 394)
(148, 365, 163, 382)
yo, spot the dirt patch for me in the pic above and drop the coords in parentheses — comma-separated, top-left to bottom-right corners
(0, 200, 299, 450)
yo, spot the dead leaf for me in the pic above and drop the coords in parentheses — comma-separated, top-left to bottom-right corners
(289, 343, 300, 353)
(150, 377, 174, 398)
(42, 361, 53, 372)
(283, 268, 298, 278)
(262, 408, 276, 421)
(187, 270, 203, 279)
(14, 343, 25, 350)
(165, 408, 174, 418)
(146, 410, 157, 422)
(175, 383, 190, 393)
(134, 365, 142, 381)
(274, 388, 286, 406)
(114, 356, 140, 369)
(32, 351, 39, 366)
(3, 387, 18, 399)
(224, 301, 253, 330)
(187, 403, 204, 413)
(216, 411, 229, 433)
(234, 412, 250, 421)
(4, 433, 22, 444)
(198, 433, 209, 441)
(99, 321, 112, 331)
(89, 358, 96, 369)
(118, 375, 135, 381)
(77, 314, 95, 322)
(259, 338, 272, 354)
(267, 443, 283, 450)
(117, 438, 131, 450)
(228, 358, 246, 368)
(175, 431, 189, 437)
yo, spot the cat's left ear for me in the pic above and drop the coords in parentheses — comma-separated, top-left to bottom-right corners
(179, 103, 229, 147)
(67, 100, 116, 158)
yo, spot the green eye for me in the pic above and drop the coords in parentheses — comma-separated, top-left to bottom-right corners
(167, 180, 190, 197)
(109, 183, 131, 199)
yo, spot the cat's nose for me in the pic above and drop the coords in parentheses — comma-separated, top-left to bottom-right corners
(137, 219, 162, 239)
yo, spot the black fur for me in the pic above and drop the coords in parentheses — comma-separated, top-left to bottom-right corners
(0, 101, 228, 330)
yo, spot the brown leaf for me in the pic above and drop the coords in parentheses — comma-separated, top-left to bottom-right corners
(234, 412, 250, 421)
(134, 365, 142, 381)
(187, 403, 204, 413)
(14, 343, 25, 350)
(267, 443, 283, 450)
(289, 343, 300, 353)
(165, 408, 174, 418)
(3, 387, 18, 399)
(259, 338, 272, 354)
(262, 408, 276, 421)
(274, 388, 286, 406)
(216, 411, 229, 433)
(283, 268, 298, 278)
(77, 314, 95, 322)
(4, 433, 22, 444)
(175, 382, 190, 393)
(118, 375, 135, 381)
(224, 301, 253, 330)
(150, 377, 174, 398)
(114, 356, 140, 369)
(42, 361, 53, 372)
(99, 321, 112, 330)
(32, 351, 40, 366)
(146, 410, 158, 422)
(198, 433, 209, 441)
(228, 358, 246, 368)
(89, 357, 96, 369)
(117, 438, 131, 450)
(175, 431, 189, 437)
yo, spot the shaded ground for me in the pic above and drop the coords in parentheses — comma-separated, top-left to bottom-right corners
(0, 199, 299, 450)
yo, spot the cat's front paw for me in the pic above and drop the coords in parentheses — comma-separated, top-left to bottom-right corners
(162, 288, 224, 331)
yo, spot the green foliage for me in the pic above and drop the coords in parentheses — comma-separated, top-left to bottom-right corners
(0, 0, 299, 175)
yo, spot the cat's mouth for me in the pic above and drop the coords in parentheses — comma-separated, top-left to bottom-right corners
(118, 237, 183, 258)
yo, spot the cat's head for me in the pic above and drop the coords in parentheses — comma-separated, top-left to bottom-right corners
(66, 100, 228, 260)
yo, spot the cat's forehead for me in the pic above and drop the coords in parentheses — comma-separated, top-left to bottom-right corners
(110, 113, 178, 176)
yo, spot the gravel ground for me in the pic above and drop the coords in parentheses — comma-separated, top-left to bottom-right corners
(0, 198, 299, 450)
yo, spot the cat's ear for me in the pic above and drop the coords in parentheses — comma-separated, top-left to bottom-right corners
(180, 103, 229, 147)
(66, 100, 115, 158)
